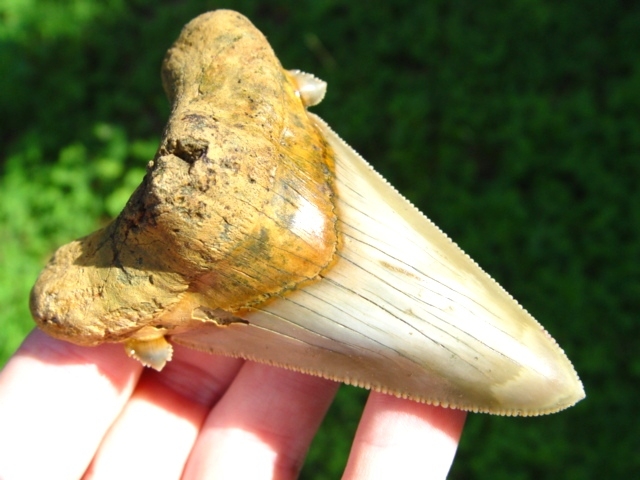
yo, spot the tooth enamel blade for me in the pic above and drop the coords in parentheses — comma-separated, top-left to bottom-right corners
(173, 114, 584, 416)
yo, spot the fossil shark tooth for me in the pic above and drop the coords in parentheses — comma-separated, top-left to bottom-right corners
(29, 10, 584, 415)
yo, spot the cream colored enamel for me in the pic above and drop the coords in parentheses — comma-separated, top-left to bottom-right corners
(289, 70, 327, 107)
(125, 336, 173, 371)
(173, 113, 585, 415)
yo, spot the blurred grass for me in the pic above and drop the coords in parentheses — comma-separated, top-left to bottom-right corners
(1, 0, 639, 478)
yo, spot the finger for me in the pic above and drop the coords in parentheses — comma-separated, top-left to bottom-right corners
(183, 363, 340, 480)
(0, 329, 142, 480)
(343, 392, 467, 480)
(84, 345, 244, 480)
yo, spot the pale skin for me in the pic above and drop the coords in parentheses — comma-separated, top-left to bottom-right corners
(0, 329, 466, 480)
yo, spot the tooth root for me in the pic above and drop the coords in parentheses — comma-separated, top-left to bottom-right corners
(173, 114, 585, 416)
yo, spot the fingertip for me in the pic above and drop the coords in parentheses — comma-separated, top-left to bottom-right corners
(12, 328, 142, 380)
(343, 393, 466, 480)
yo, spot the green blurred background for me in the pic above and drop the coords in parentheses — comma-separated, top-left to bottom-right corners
(1, 0, 638, 478)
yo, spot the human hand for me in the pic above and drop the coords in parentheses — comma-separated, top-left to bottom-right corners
(0, 329, 466, 479)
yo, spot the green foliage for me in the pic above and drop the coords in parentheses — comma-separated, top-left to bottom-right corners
(1, 0, 638, 478)
(0, 122, 151, 362)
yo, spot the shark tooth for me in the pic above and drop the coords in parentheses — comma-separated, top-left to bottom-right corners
(29, 10, 584, 415)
